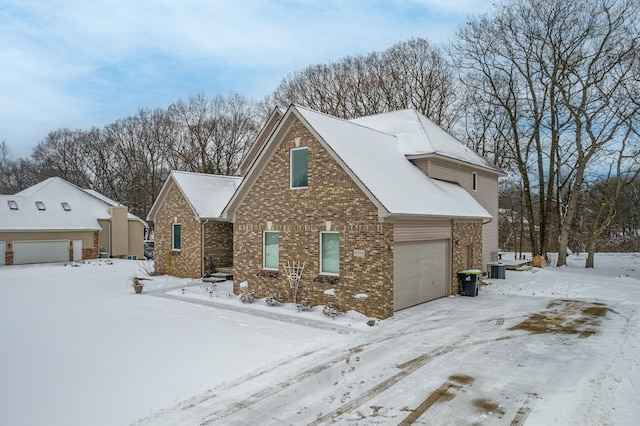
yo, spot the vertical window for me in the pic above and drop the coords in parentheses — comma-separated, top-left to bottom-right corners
(472, 172, 478, 191)
(263, 231, 279, 270)
(320, 232, 340, 275)
(290, 147, 308, 188)
(172, 223, 181, 251)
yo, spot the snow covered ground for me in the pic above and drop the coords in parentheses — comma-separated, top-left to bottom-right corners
(1, 254, 639, 425)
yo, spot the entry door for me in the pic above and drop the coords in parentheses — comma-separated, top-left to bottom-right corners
(0, 241, 5, 266)
(394, 240, 448, 310)
(72, 240, 83, 261)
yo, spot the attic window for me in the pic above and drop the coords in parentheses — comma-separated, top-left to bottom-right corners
(36, 201, 46, 210)
(290, 147, 308, 189)
(61, 202, 71, 211)
(8, 200, 18, 210)
(472, 172, 478, 192)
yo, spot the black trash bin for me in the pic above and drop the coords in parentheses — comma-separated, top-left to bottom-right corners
(488, 262, 506, 279)
(458, 269, 481, 297)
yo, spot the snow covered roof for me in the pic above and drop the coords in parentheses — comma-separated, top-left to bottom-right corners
(226, 105, 492, 220)
(350, 109, 502, 173)
(2, 177, 146, 231)
(147, 171, 242, 222)
(294, 106, 491, 219)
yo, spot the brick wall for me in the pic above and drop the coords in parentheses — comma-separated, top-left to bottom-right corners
(451, 221, 483, 294)
(154, 183, 203, 278)
(6, 251, 13, 265)
(234, 118, 395, 319)
(82, 231, 99, 260)
(203, 221, 234, 272)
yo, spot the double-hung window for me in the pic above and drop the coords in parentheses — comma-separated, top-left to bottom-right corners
(320, 232, 340, 275)
(290, 147, 308, 189)
(263, 231, 279, 270)
(172, 223, 181, 251)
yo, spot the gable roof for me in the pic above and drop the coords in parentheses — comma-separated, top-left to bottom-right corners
(2, 177, 146, 231)
(225, 105, 492, 221)
(350, 109, 504, 174)
(147, 171, 243, 222)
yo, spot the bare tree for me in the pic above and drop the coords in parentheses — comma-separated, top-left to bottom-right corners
(454, 0, 640, 264)
(268, 38, 459, 126)
(0, 140, 11, 193)
(167, 93, 259, 175)
(581, 127, 640, 267)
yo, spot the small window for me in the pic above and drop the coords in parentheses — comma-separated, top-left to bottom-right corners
(8, 200, 18, 210)
(320, 232, 340, 275)
(61, 202, 71, 211)
(263, 231, 279, 270)
(36, 201, 46, 210)
(472, 172, 478, 192)
(290, 147, 308, 189)
(172, 223, 181, 251)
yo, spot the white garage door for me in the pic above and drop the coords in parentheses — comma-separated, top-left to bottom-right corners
(394, 240, 448, 311)
(13, 240, 69, 265)
(0, 241, 5, 266)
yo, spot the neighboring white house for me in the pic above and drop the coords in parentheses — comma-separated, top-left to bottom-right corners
(0, 177, 146, 265)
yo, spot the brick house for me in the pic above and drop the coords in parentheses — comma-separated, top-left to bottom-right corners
(1, 177, 146, 265)
(147, 171, 242, 278)
(224, 105, 504, 319)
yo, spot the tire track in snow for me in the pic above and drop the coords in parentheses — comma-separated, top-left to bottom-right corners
(134, 319, 458, 425)
(510, 392, 539, 426)
(307, 336, 471, 425)
(397, 380, 464, 425)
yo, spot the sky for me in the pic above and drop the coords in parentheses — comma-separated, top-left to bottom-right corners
(0, 0, 496, 159)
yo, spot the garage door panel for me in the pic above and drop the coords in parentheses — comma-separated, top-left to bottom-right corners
(0, 241, 5, 266)
(394, 240, 448, 311)
(13, 240, 69, 265)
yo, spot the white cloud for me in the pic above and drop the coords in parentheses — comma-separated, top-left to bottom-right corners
(0, 0, 496, 157)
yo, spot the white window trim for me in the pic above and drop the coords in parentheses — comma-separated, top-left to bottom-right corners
(172, 223, 181, 251)
(319, 231, 340, 276)
(472, 172, 478, 192)
(263, 230, 279, 270)
(290, 146, 309, 189)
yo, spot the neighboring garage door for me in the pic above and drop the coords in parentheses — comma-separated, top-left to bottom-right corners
(13, 240, 69, 265)
(394, 240, 448, 311)
(0, 241, 5, 266)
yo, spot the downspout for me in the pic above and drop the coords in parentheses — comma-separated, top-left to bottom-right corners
(108, 220, 112, 256)
(201, 219, 209, 277)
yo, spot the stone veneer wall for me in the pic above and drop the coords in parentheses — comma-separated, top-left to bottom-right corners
(154, 183, 203, 278)
(451, 221, 483, 294)
(203, 221, 234, 272)
(234, 118, 395, 319)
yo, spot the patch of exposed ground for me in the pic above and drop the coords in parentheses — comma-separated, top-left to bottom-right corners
(509, 299, 613, 338)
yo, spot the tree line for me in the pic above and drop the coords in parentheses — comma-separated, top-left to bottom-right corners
(2, 0, 639, 266)
(1, 94, 260, 223)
